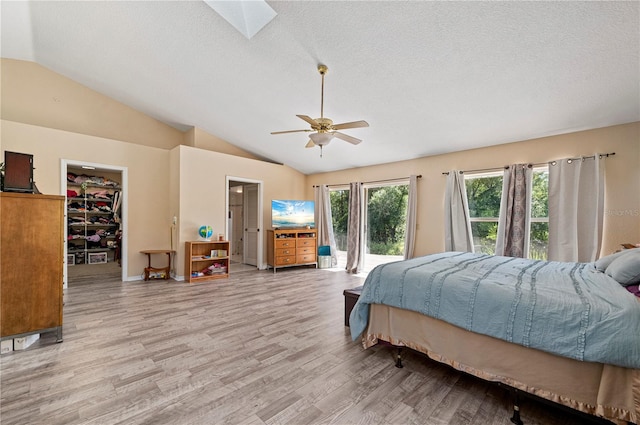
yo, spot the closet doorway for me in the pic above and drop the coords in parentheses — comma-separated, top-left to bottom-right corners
(61, 160, 127, 287)
(226, 177, 263, 271)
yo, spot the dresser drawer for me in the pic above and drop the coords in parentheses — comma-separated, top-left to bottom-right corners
(276, 248, 295, 256)
(275, 255, 296, 266)
(275, 239, 296, 249)
(297, 253, 316, 263)
(297, 238, 316, 248)
(297, 246, 315, 255)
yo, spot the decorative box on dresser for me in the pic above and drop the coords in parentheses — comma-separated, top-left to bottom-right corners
(185, 240, 230, 283)
(266, 228, 317, 273)
(0, 192, 64, 343)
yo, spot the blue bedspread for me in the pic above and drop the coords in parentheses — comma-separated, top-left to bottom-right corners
(350, 252, 640, 369)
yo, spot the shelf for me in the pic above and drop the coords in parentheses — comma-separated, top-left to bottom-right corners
(191, 256, 229, 261)
(67, 182, 120, 189)
(185, 241, 230, 283)
(66, 172, 121, 265)
(68, 196, 114, 201)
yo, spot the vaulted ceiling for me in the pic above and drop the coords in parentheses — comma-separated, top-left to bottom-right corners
(2, 1, 638, 174)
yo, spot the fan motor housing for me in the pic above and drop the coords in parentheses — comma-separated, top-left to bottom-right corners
(313, 117, 333, 131)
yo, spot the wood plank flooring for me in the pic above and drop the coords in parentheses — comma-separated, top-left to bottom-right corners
(0, 268, 614, 425)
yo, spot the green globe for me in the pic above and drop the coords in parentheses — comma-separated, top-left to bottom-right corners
(198, 225, 213, 239)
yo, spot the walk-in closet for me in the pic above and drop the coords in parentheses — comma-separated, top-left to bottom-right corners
(65, 165, 124, 285)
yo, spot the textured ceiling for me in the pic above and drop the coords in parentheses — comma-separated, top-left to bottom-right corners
(2, 1, 639, 174)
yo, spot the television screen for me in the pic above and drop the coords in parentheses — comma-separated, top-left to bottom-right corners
(271, 200, 315, 229)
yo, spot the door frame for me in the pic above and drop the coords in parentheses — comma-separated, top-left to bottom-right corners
(225, 176, 264, 270)
(61, 159, 128, 287)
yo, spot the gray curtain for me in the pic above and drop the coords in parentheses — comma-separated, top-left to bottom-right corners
(314, 185, 338, 267)
(403, 175, 418, 260)
(496, 164, 532, 258)
(345, 182, 363, 273)
(548, 156, 605, 262)
(444, 171, 474, 252)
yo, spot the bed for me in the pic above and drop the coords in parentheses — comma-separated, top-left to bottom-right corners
(349, 251, 640, 424)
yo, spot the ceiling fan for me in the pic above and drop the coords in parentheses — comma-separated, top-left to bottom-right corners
(271, 65, 369, 157)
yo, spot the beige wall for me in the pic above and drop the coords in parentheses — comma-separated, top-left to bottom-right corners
(1, 59, 184, 150)
(0, 121, 305, 280)
(184, 127, 262, 161)
(307, 122, 640, 258)
(1, 58, 309, 280)
(172, 145, 307, 278)
(1, 119, 172, 280)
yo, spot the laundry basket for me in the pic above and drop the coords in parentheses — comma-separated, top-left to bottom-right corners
(318, 245, 331, 269)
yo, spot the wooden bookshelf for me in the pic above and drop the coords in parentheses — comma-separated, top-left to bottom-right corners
(184, 241, 229, 283)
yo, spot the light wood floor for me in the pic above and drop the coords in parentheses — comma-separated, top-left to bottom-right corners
(0, 268, 613, 425)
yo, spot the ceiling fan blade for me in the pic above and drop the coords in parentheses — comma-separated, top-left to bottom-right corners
(297, 115, 319, 126)
(305, 140, 316, 148)
(271, 129, 312, 135)
(333, 132, 362, 145)
(331, 120, 369, 130)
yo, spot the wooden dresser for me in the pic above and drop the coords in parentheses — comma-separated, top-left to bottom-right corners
(0, 192, 64, 342)
(266, 228, 317, 273)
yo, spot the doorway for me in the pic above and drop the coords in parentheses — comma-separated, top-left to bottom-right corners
(61, 159, 127, 287)
(226, 177, 263, 271)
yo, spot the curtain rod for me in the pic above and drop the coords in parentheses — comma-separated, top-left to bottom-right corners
(314, 175, 421, 188)
(441, 152, 615, 175)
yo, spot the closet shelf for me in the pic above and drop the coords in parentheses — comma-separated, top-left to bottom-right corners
(66, 170, 122, 265)
(67, 182, 121, 189)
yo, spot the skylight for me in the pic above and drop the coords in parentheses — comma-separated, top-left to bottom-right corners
(203, 0, 277, 39)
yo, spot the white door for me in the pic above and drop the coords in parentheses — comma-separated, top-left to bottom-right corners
(243, 184, 259, 266)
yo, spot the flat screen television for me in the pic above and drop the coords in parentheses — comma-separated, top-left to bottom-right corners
(271, 200, 315, 229)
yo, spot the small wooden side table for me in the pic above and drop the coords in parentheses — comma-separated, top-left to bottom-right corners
(140, 250, 174, 281)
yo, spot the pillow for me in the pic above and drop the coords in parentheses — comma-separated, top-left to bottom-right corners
(595, 249, 635, 272)
(605, 249, 640, 286)
(626, 284, 640, 298)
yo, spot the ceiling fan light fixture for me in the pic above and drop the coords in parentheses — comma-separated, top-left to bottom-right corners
(309, 132, 334, 146)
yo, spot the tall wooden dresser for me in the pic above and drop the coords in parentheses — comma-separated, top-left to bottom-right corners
(0, 192, 64, 343)
(266, 228, 317, 273)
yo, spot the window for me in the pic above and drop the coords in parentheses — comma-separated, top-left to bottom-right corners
(465, 167, 549, 259)
(529, 167, 549, 260)
(465, 171, 503, 255)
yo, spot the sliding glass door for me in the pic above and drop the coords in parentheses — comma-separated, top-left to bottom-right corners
(329, 181, 409, 273)
(363, 183, 407, 271)
(329, 187, 349, 269)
